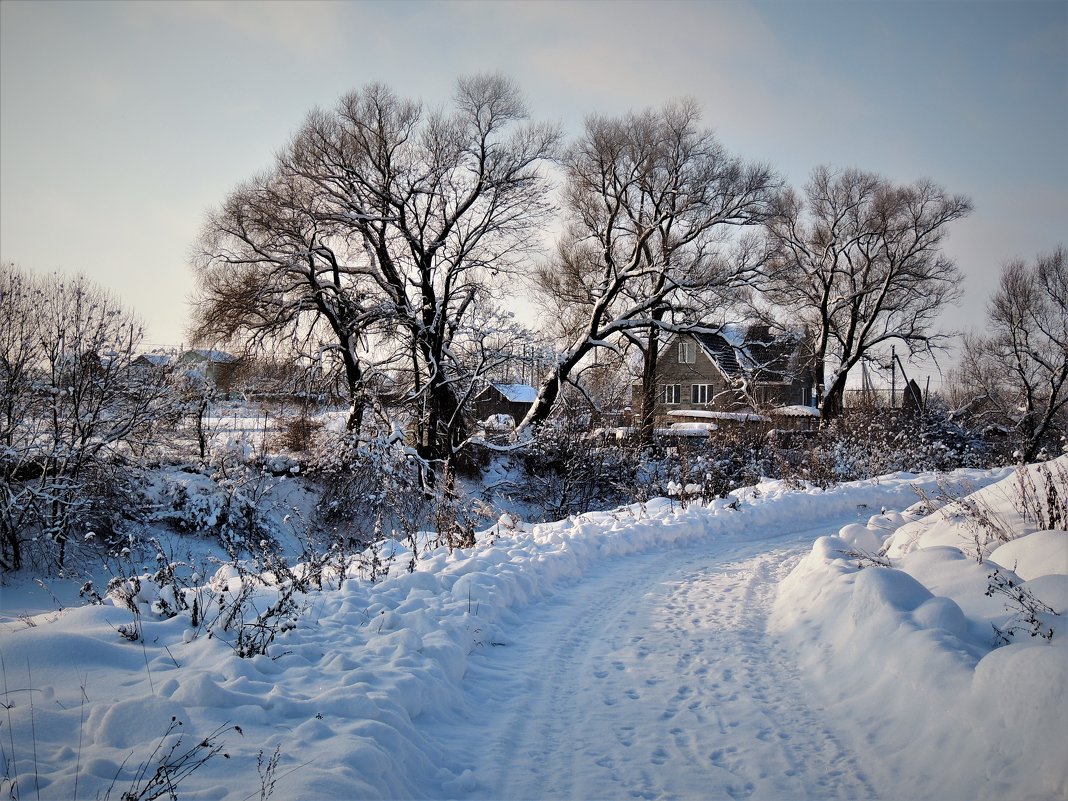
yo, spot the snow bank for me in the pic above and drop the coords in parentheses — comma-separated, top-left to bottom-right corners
(772, 458, 1068, 801)
(0, 464, 1023, 799)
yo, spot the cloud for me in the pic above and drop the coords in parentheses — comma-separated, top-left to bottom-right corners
(120, 0, 347, 57)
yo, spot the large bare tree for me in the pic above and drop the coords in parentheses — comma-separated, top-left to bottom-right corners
(958, 247, 1068, 461)
(761, 166, 971, 419)
(522, 100, 778, 439)
(193, 169, 381, 434)
(192, 76, 560, 465)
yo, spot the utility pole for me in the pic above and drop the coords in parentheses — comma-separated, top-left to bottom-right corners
(890, 345, 896, 409)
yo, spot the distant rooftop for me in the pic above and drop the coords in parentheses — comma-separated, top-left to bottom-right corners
(182, 349, 237, 363)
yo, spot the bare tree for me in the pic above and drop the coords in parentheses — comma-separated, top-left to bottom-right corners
(761, 166, 971, 419)
(522, 100, 778, 439)
(0, 264, 37, 453)
(958, 247, 1068, 461)
(193, 76, 559, 470)
(192, 169, 381, 434)
(0, 266, 174, 571)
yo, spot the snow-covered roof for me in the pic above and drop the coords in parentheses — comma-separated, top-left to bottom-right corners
(135, 353, 174, 367)
(770, 405, 821, 418)
(492, 383, 538, 403)
(667, 409, 770, 423)
(182, 349, 237, 363)
(688, 324, 806, 382)
(665, 422, 719, 435)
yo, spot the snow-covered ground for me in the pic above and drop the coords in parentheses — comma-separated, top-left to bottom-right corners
(1, 462, 1066, 800)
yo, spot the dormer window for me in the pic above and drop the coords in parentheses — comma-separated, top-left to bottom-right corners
(678, 340, 695, 364)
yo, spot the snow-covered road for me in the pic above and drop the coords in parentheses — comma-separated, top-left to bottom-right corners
(423, 525, 876, 801)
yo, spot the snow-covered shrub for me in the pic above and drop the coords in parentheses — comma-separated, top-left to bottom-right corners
(149, 467, 278, 557)
(632, 426, 778, 503)
(311, 428, 432, 561)
(517, 416, 636, 520)
(0, 267, 179, 574)
(1, 461, 152, 579)
(809, 407, 990, 483)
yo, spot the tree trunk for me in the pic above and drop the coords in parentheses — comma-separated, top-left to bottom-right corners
(519, 345, 591, 431)
(341, 353, 365, 434)
(821, 371, 848, 420)
(638, 326, 661, 447)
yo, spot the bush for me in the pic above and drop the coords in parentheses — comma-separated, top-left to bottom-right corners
(807, 407, 990, 483)
(516, 415, 636, 520)
(277, 413, 323, 453)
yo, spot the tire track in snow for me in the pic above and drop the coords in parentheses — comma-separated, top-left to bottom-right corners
(426, 524, 878, 800)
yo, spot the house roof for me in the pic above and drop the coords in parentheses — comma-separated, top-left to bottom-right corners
(135, 353, 174, 367)
(690, 325, 806, 383)
(770, 404, 821, 418)
(667, 409, 770, 423)
(492, 383, 538, 403)
(692, 332, 743, 379)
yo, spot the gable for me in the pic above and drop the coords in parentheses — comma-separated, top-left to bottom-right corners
(657, 332, 735, 383)
(660, 325, 809, 385)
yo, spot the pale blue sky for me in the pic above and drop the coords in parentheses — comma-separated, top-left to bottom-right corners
(2, 0, 1065, 372)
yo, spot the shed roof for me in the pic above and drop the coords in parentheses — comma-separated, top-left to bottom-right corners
(492, 383, 538, 403)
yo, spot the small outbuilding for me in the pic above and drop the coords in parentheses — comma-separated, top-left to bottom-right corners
(471, 382, 539, 425)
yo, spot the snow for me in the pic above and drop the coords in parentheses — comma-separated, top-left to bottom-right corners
(989, 530, 1068, 580)
(770, 404, 821, 417)
(1, 464, 1065, 800)
(491, 383, 538, 403)
(773, 457, 1068, 801)
(667, 409, 770, 422)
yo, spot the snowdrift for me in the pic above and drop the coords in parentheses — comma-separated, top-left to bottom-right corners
(772, 458, 1068, 801)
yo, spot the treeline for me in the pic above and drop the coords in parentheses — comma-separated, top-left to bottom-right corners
(188, 75, 1065, 469)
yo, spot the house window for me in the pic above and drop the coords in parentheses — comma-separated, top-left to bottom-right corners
(663, 384, 681, 405)
(678, 340, 696, 364)
(691, 384, 714, 405)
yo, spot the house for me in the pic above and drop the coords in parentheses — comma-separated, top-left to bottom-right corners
(471, 382, 539, 425)
(635, 324, 820, 432)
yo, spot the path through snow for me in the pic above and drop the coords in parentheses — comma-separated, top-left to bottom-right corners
(422, 525, 876, 800)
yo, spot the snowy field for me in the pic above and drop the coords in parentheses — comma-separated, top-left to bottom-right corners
(1, 461, 1066, 800)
